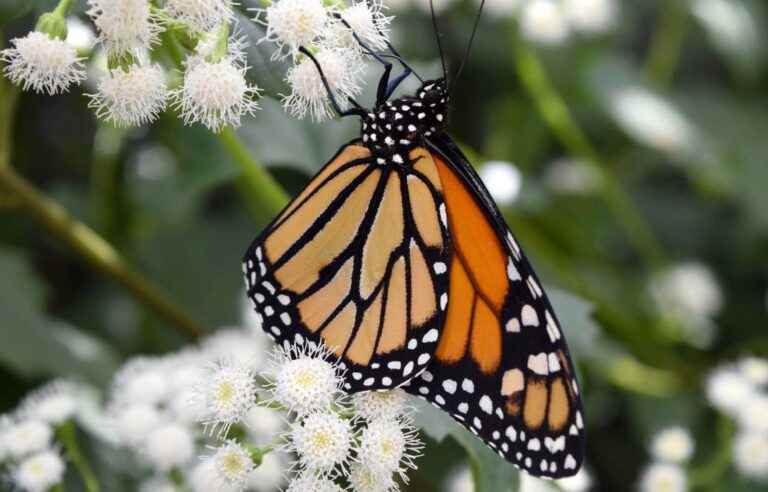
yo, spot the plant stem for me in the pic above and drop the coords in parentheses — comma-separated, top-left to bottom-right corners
(57, 421, 100, 492)
(513, 39, 666, 268)
(646, 0, 689, 87)
(689, 415, 735, 488)
(53, 0, 74, 17)
(0, 165, 205, 339)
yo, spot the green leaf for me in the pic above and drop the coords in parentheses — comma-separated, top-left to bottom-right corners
(413, 401, 520, 492)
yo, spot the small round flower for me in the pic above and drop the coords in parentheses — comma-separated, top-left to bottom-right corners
(479, 161, 523, 205)
(88, 63, 167, 127)
(733, 432, 768, 481)
(285, 471, 345, 492)
(348, 462, 398, 492)
(202, 328, 267, 371)
(561, 0, 618, 34)
(737, 394, 768, 433)
(558, 467, 594, 492)
(519, 0, 570, 45)
(446, 466, 473, 492)
(545, 157, 602, 195)
(18, 380, 79, 425)
(163, 0, 234, 33)
(243, 406, 285, 445)
(356, 417, 422, 480)
(87, 0, 162, 55)
(706, 366, 757, 416)
(13, 449, 65, 492)
(0, 420, 53, 459)
(268, 343, 344, 415)
(650, 262, 723, 319)
(112, 403, 163, 446)
(261, 0, 328, 60)
(197, 359, 257, 437)
(650, 427, 694, 464)
(283, 48, 363, 122)
(66, 16, 97, 51)
(290, 411, 352, 474)
(246, 452, 287, 491)
(352, 389, 409, 421)
(110, 357, 171, 407)
(204, 440, 256, 490)
(638, 463, 687, 492)
(144, 423, 195, 472)
(325, 1, 392, 53)
(189, 460, 240, 492)
(739, 357, 768, 386)
(173, 56, 260, 132)
(1, 31, 86, 95)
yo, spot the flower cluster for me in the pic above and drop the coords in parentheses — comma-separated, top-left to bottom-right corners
(638, 426, 694, 492)
(0, 381, 82, 492)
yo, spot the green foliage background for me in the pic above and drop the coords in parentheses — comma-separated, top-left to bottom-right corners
(1, 0, 767, 490)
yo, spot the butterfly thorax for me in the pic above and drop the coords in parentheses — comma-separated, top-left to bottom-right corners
(360, 79, 448, 165)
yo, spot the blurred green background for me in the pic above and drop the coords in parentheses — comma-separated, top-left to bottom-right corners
(1, 0, 767, 490)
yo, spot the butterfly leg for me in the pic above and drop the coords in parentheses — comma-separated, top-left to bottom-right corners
(298, 46, 366, 118)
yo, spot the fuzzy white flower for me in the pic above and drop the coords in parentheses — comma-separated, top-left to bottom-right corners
(285, 472, 345, 492)
(545, 157, 602, 195)
(19, 380, 78, 425)
(479, 160, 523, 205)
(87, 0, 161, 55)
(561, 0, 617, 34)
(356, 417, 422, 480)
(283, 48, 363, 122)
(520, 0, 570, 45)
(111, 357, 171, 407)
(348, 462, 398, 492)
(0, 420, 53, 459)
(352, 389, 409, 422)
(326, 1, 392, 53)
(261, 0, 329, 60)
(1, 31, 86, 95)
(739, 357, 768, 386)
(203, 328, 267, 371)
(737, 394, 768, 433)
(557, 467, 594, 492)
(733, 432, 768, 481)
(246, 451, 287, 491)
(650, 262, 723, 319)
(189, 460, 240, 492)
(290, 411, 352, 474)
(244, 406, 285, 445)
(13, 449, 65, 492)
(198, 359, 257, 437)
(112, 403, 163, 446)
(268, 343, 344, 415)
(446, 466, 473, 492)
(88, 63, 167, 127)
(67, 16, 97, 51)
(650, 427, 694, 464)
(144, 423, 195, 472)
(199, 440, 256, 490)
(163, 0, 234, 33)
(706, 366, 757, 416)
(173, 56, 260, 132)
(639, 463, 687, 492)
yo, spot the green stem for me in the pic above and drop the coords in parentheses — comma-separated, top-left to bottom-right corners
(57, 421, 100, 492)
(689, 416, 735, 489)
(645, 0, 689, 87)
(53, 0, 74, 17)
(513, 39, 666, 268)
(51, 485, 64, 492)
(0, 164, 204, 339)
(217, 128, 290, 219)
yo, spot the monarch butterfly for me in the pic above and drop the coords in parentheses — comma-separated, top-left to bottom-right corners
(243, 4, 585, 479)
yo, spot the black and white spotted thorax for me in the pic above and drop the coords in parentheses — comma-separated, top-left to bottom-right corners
(360, 79, 449, 164)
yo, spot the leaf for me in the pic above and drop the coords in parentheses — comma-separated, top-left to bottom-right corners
(413, 401, 520, 492)
(0, 248, 120, 385)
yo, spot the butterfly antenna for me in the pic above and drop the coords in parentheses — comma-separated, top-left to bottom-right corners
(452, 0, 486, 92)
(429, 0, 448, 83)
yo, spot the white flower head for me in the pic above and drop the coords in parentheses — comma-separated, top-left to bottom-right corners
(143, 423, 195, 472)
(87, 0, 162, 55)
(352, 389, 410, 421)
(0, 419, 53, 459)
(348, 462, 398, 492)
(246, 451, 287, 491)
(18, 380, 79, 425)
(650, 261, 723, 319)
(260, 0, 329, 60)
(557, 467, 594, 492)
(706, 365, 757, 416)
(202, 328, 267, 371)
(289, 411, 353, 474)
(163, 0, 235, 33)
(196, 359, 258, 437)
(243, 406, 285, 445)
(545, 157, 602, 195)
(446, 465, 473, 492)
(88, 63, 167, 127)
(13, 449, 65, 492)
(173, 55, 260, 132)
(479, 160, 523, 205)
(110, 356, 172, 407)
(638, 463, 687, 492)
(265, 342, 345, 416)
(561, 0, 618, 34)
(650, 426, 694, 464)
(283, 48, 363, 122)
(203, 440, 256, 490)
(737, 394, 768, 433)
(734, 432, 768, 481)
(519, 0, 571, 45)
(355, 417, 422, 481)
(1, 31, 86, 95)
(189, 459, 240, 492)
(324, 0, 392, 54)
(111, 403, 163, 447)
(66, 16, 97, 51)
(286, 471, 345, 492)
(739, 357, 768, 387)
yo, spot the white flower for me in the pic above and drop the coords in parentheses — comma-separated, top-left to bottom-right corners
(650, 427, 694, 464)
(144, 423, 195, 472)
(13, 450, 65, 492)
(557, 467, 594, 492)
(110, 357, 171, 407)
(561, 0, 617, 34)
(197, 359, 257, 437)
(173, 56, 260, 132)
(479, 161, 523, 205)
(246, 451, 287, 491)
(189, 460, 240, 492)
(202, 328, 267, 371)
(260, 0, 329, 60)
(545, 157, 602, 195)
(519, 0, 570, 45)
(139, 476, 180, 492)
(243, 406, 285, 445)
(446, 466, 473, 492)
(638, 463, 687, 492)
(352, 389, 409, 421)
(348, 462, 398, 492)
(0, 420, 53, 459)
(204, 440, 255, 490)
(112, 403, 163, 446)
(18, 380, 78, 425)
(356, 418, 422, 480)
(87, 0, 162, 55)
(1, 31, 86, 95)
(650, 262, 723, 319)
(520, 474, 557, 492)
(163, 0, 234, 33)
(283, 48, 363, 122)
(325, 1, 392, 53)
(706, 366, 757, 416)
(737, 394, 768, 433)
(285, 472, 345, 492)
(290, 411, 352, 474)
(88, 63, 167, 127)
(733, 432, 768, 481)
(67, 16, 97, 51)
(267, 343, 344, 415)
(739, 357, 768, 386)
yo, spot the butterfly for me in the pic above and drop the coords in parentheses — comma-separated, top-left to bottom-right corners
(243, 6, 585, 479)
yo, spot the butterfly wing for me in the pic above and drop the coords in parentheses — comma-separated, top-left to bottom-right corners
(243, 143, 451, 392)
(404, 135, 586, 478)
